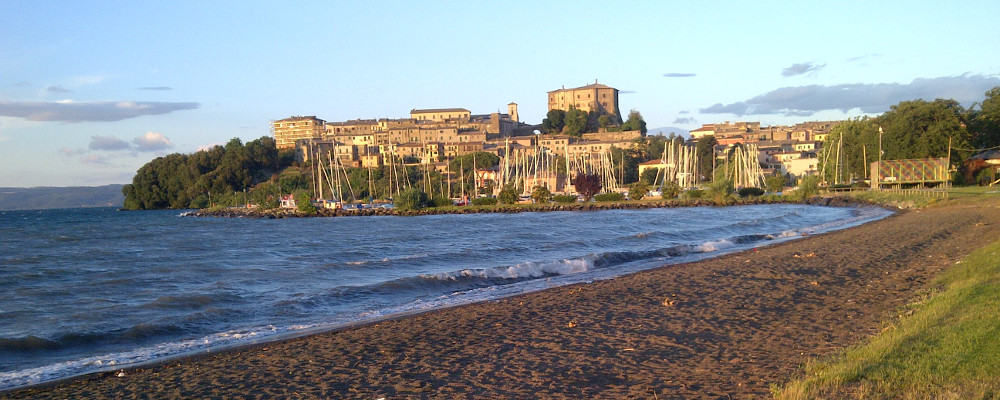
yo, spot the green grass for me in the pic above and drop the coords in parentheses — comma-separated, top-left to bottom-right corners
(774, 239, 1000, 399)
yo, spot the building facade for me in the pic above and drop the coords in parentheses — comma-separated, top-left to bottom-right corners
(273, 116, 325, 149)
(547, 81, 621, 121)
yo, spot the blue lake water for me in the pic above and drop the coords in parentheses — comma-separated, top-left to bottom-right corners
(0, 204, 892, 390)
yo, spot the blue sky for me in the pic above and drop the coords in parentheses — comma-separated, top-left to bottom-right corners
(2, 1, 998, 187)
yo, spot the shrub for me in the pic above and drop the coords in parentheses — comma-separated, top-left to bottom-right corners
(797, 175, 821, 198)
(629, 181, 650, 200)
(471, 197, 498, 206)
(708, 179, 736, 203)
(429, 195, 453, 208)
(531, 185, 552, 203)
(765, 175, 786, 193)
(553, 194, 578, 203)
(293, 189, 317, 214)
(683, 189, 704, 199)
(661, 181, 680, 199)
(594, 192, 625, 202)
(572, 173, 602, 201)
(394, 187, 428, 211)
(737, 187, 765, 198)
(498, 185, 519, 205)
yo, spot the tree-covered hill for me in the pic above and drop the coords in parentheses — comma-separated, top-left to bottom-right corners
(122, 136, 293, 210)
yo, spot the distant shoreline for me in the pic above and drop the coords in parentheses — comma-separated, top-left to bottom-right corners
(184, 196, 874, 218)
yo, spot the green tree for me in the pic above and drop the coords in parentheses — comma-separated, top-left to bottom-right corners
(250, 181, 281, 209)
(530, 185, 552, 203)
(640, 167, 659, 185)
(791, 175, 821, 200)
(620, 109, 648, 135)
(875, 99, 971, 166)
(541, 109, 566, 133)
(765, 175, 787, 193)
(293, 189, 317, 214)
(628, 181, 649, 200)
(969, 86, 1000, 148)
(498, 185, 519, 204)
(661, 181, 680, 199)
(598, 114, 612, 129)
(572, 173, 602, 201)
(564, 107, 589, 137)
(819, 117, 880, 184)
(708, 178, 734, 202)
(695, 136, 719, 182)
(394, 187, 428, 211)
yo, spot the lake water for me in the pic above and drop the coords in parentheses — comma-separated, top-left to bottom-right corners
(0, 204, 892, 390)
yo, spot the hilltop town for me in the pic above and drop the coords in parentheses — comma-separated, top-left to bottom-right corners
(272, 81, 833, 198)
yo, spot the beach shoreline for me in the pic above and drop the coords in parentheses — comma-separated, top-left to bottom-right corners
(5, 196, 998, 399)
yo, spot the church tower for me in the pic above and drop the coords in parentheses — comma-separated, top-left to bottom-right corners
(508, 102, 519, 123)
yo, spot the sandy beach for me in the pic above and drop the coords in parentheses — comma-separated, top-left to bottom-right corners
(5, 196, 999, 399)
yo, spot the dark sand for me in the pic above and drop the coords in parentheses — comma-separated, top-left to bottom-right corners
(5, 196, 1000, 399)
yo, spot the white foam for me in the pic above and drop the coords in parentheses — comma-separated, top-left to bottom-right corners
(429, 258, 593, 281)
(694, 239, 735, 252)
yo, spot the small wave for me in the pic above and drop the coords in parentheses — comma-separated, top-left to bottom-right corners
(0, 336, 61, 353)
(140, 293, 239, 311)
(442, 258, 593, 281)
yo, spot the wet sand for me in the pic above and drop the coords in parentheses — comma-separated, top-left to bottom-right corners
(5, 196, 1000, 399)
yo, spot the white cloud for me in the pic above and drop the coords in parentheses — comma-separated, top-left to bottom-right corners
(197, 142, 225, 152)
(58, 147, 87, 157)
(782, 62, 825, 77)
(0, 100, 199, 122)
(89, 135, 131, 151)
(700, 74, 1000, 116)
(132, 132, 174, 152)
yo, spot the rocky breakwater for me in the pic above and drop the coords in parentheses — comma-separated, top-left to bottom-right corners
(183, 196, 877, 219)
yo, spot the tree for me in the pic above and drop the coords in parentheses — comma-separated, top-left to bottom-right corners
(875, 99, 971, 166)
(498, 185, 519, 204)
(765, 175, 787, 193)
(620, 109, 648, 135)
(819, 117, 879, 184)
(628, 181, 649, 200)
(122, 136, 284, 210)
(598, 115, 612, 129)
(541, 109, 566, 133)
(563, 107, 589, 137)
(969, 86, 1000, 148)
(661, 181, 680, 199)
(572, 173, 602, 201)
(640, 167, 659, 185)
(792, 175, 821, 200)
(293, 189, 317, 214)
(695, 136, 719, 182)
(530, 185, 552, 203)
(395, 187, 428, 211)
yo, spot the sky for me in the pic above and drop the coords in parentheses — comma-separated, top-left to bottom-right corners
(1, 1, 999, 187)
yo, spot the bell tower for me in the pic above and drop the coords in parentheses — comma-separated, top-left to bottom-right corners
(507, 102, 518, 123)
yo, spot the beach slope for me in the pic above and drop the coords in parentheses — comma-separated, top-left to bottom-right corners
(5, 197, 999, 399)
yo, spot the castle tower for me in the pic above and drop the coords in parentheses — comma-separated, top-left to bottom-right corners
(508, 102, 519, 123)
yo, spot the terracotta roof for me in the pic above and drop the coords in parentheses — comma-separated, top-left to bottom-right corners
(275, 116, 322, 122)
(548, 82, 616, 93)
(410, 108, 470, 114)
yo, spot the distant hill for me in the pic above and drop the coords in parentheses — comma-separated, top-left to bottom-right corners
(0, 185, 124, 210)
(646, 127, 690, 138)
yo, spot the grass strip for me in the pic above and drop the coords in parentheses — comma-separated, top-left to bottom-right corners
(775, 238, 1000, 399)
